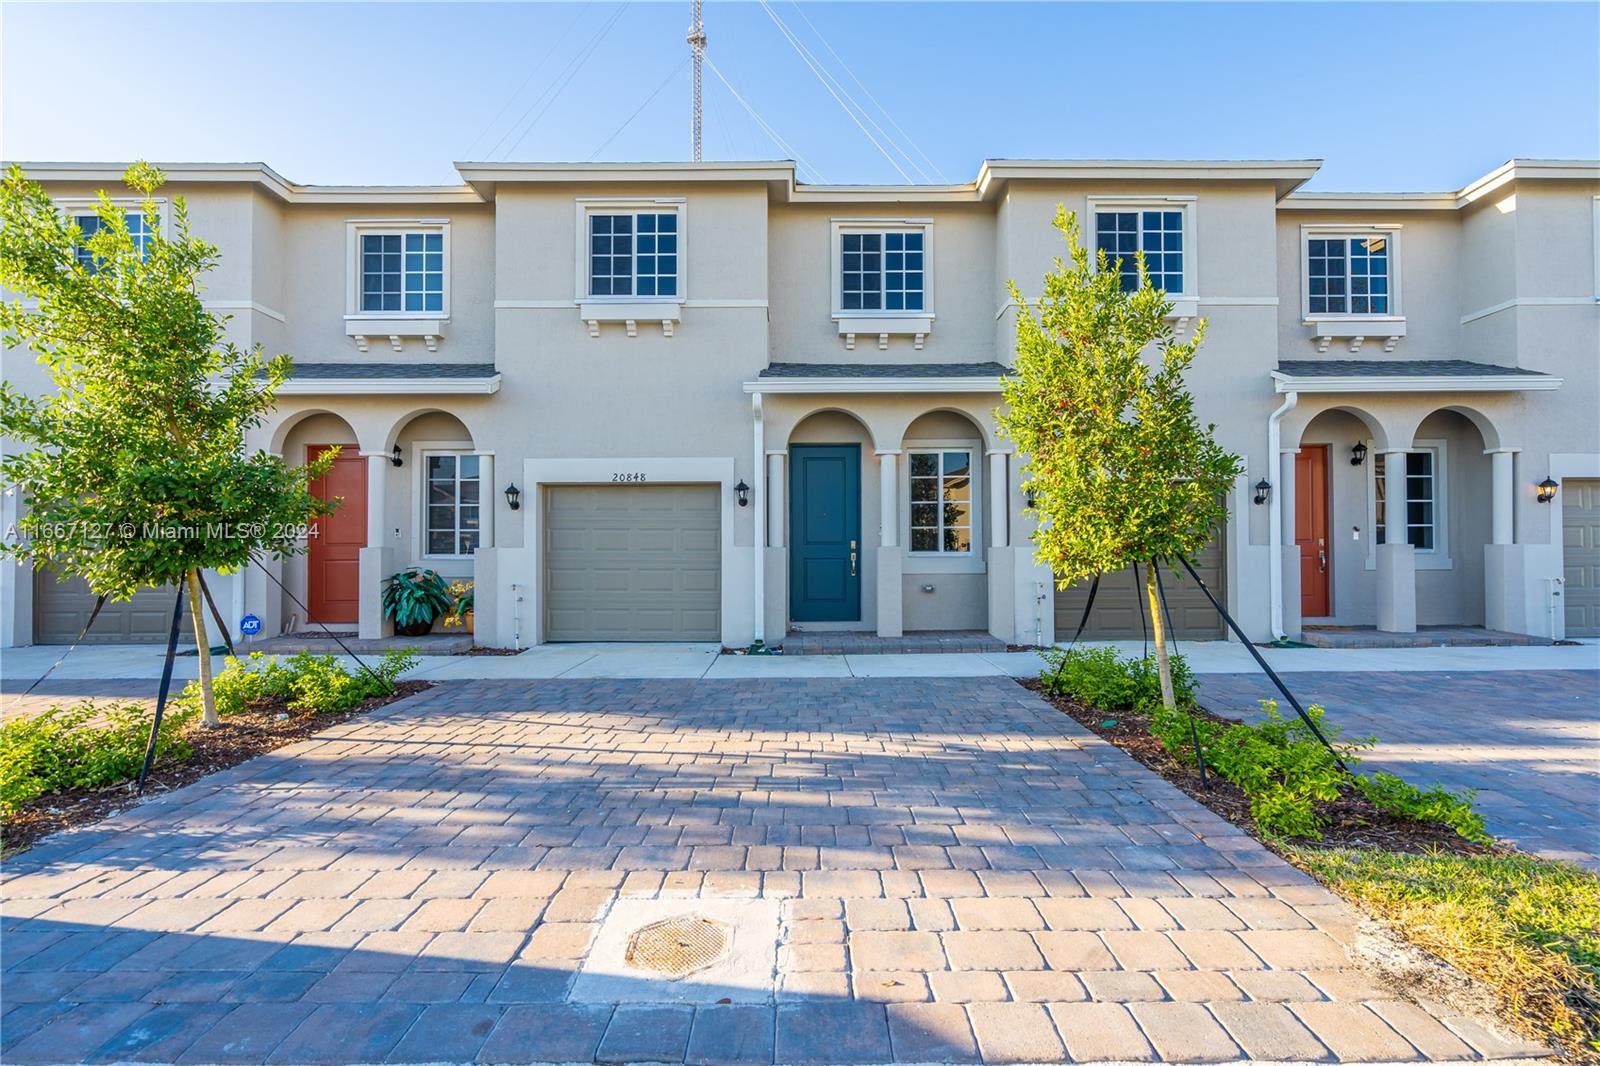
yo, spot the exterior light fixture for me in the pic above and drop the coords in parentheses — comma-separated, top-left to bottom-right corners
(390, 445, 404, 468)
(504, 483, 522, 511)
(1350, 441, 1368, 467)
(734, 479, 750, 507)
(1537, 477, 1559, 503)
(1253, 479, 1272, 506)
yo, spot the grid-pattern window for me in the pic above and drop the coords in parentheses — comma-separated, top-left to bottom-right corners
(425, 453, 481, 556)
(909, 450, 972, 553)
(1375, 450, 1435, 550)
(361, 232, 443, 313)
(841, 230, 924, 311)
(73, 211, 155, 272)
(1308, 235, 1389, 315)
(1095, 210, 1184, 294)
(589, 212, 678, 297)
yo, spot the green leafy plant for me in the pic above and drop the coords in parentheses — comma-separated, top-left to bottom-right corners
(1356, 771, 1491, 845)
(183, 648, 417, 717)
(381, 568, 453, 635)
(1, 702, 195, 816)
(1040, 646, 1195, 710)
(443, 579, 474, 629)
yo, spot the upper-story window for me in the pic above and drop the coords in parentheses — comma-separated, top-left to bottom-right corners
(1308, 234, 1389, 315)
(70, 208, 157, 273)
(361, 231, 444, 313)
(1095, 209, 1183, 294)
(841, 230, 925, 312)
(588, 210, 678, 298)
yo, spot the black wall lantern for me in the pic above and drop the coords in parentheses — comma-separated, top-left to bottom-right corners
(1350, 441, 1368, 467)
(504, 483, 522, 511)
(734, 479, 750, 507)
(1537, 477, 1559, 504)
(1253, 478, 1272, 506)
(390, 444, 404, 468)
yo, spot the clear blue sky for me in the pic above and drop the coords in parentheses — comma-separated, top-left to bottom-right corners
(4, 2, 1596, 191)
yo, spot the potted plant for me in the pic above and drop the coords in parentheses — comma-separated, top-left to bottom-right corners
(381, 568, 453, 636)
(443, 580, 475, 634)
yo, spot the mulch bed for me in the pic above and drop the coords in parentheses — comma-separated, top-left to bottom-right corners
(1, 680, 431, 859)
(1019, 678, 1499, 857)
(456, 646, 525, 657)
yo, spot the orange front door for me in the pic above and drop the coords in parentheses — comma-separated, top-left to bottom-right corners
(1295, 445, 1331, 618)
(307, 445, 367, 624)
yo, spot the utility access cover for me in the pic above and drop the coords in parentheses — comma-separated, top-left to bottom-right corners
(625, 916, 730, 977)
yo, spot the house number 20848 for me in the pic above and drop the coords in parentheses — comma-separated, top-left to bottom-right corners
(611, 472, 647, 482)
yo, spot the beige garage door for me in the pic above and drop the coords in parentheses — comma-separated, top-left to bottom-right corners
(1562, 479, 1600, 637)
(1054, 534, 1227, 642)
(32, 570, 192, 645)
(544, 484, 721, 642)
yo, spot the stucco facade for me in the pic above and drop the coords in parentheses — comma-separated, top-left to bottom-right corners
(4, 158, 1597, 648)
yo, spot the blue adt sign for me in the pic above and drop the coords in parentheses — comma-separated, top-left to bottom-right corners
(239, 614, 263, 636)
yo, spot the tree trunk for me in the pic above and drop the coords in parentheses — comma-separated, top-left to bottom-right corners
(1145, 560, 1177, 711)
(186, 569, 219, 728)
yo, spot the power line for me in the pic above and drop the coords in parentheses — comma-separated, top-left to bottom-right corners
(589, 58, 689, 161)
(491, 2, 631, 159)
(463, 2, 592, 160)
(787, 2, 948, 183)
(705, 57, 825, 182)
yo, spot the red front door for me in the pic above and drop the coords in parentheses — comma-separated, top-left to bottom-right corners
(307, 445, 366, 624)
(1295, 445, 1331, 618)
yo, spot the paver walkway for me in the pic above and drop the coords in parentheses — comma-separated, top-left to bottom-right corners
(1, 678, 1548, 1064)
(1196, 669, 1600, 869)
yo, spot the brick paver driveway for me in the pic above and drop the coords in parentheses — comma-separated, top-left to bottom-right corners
(2, 678, 1543, 1064)
(1196, 669, 1600, 869)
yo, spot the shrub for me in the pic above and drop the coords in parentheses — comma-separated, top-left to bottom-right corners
(1356, 771, 1492, 846)
(180, 648, 417, 718)
(1040, 646, 1195, 710)
(0, 701, 195, 816)
(382, 568, 453, 631)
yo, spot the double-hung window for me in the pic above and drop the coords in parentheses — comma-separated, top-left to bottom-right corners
(1307, 234, 1390, 315)
(588, 211, 678, 298)
(361, 231, 444, 313)
(72, 209, 156, 273)
(1095, 209, 1184, 294)
(909, 450, 972, 554)
(424, 453, 481, 557)
(841, 229, 924, 311)
(1374, 450, 1436, 550)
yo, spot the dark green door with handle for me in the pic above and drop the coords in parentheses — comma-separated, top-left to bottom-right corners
(789, 444, 861, 622)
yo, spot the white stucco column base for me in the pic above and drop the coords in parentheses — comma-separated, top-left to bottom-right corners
(1484, 543, 1564, 638)
(1375, 543, 1416, 633)
(986, 546, 1052, 646)
(876, 546, 903, 638)
(987, 548, 1015, 644)
(245, 554, 285, 642)
(763, 548, 788, 641)
(1280, 545, 1303, 641)
(470, 548, 498, 648)
(358, 546, 395, 641)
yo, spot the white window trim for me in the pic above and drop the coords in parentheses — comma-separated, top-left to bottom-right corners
(344, 219, 452, 322)
(1085, 195, 1198, 309)
(903, 440, 984, 575)
(830, 217, 935, 313)
(413, 442, 493, 563)
(1364, 439, 1451, 570)
(574, 198, 687, 305)
(56, 196, 171, 238)
(1300, 223, 1404, 323)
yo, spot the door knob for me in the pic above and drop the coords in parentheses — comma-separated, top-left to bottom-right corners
(849, 539, 857, 577)
(1318, 549, 1327, 572)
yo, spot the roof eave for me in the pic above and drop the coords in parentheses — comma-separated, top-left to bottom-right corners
(1270, 371, 1562, 394)
(278, 374, 502, 396)
(745, 376, 1005, 394)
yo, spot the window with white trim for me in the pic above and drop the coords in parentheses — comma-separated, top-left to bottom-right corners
(424, 452, 481, 557)
(909, 449, 972, 553)
(361, 231, 444, 313)
(1095, 209, 1183, 294)
(1308, 234, 1391, 315)
(72, 210, 156, 273)
(588, 211, 678, 298)
(1374, 449, 1437, 550)
(841, 229, 925, 311)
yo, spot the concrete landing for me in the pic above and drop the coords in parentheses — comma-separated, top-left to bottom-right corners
(1300, 625, 1551, 649)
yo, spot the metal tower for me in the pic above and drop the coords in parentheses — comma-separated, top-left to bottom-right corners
(687, 0, 706, 161)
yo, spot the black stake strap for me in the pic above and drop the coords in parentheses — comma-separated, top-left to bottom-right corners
(1050, 572, 1102, 685)
(1132, 561, 1148, 659)
(136, 584, 187, 794)
(1174, 555, 1351, 773)
(196, 572, 235, 657)
(249, 555, 394, 694)
(1153, 559, 1209, 788)
(10, 591, 109, 705)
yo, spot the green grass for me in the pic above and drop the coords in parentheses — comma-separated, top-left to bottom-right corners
(1284, 845, 1600, 1061)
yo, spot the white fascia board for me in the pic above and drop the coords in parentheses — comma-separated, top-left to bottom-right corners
(1270, 372, 1563, 394)
(277, 375, 501, 396)
(743, 377, 1004, 395)
(11, 161, 483, 205)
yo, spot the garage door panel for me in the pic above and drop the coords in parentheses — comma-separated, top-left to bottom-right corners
(545, 484, 721, 642)
(1053, 533, 1227, 642)
(1563, 479, 1600, 636)
(33, 571, 194, 645)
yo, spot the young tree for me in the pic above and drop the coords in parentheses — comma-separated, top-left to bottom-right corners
(997, 208, 1242, 709)
(1, 163, 333, 726)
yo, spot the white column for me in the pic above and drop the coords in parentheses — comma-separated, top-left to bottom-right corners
(766, 452, 785, 548)
(1376, 450, 1417, 633)
(360, 453, 394, 641)
(1489, 449, 1516, 545)
(365, 454, 388, 547)
(478, 453, 495, 548)
(752, 393, 765, 645)
(877, 450, 899, 548)
(988, 450, 1009, 548)
(1383, 449, 1407, 541)
(1279, 449, 1298, 543)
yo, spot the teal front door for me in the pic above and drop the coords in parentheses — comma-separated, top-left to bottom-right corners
(790, 444, 861, 622)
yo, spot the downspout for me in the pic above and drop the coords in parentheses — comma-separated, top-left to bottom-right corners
(1266, 389, 1298, 642)
(752, 392, 765, 646)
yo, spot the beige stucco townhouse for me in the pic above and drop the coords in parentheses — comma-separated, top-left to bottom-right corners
(3, 157, 1598, 650)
